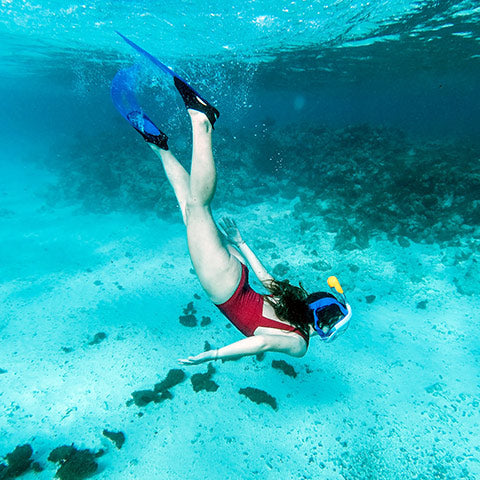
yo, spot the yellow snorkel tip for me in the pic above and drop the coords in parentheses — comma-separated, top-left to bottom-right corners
(327, 276, 344, 294)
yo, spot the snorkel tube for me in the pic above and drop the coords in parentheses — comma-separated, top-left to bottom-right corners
(309, 276, 352, 342)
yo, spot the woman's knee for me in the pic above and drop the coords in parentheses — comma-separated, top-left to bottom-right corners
(186, 195, 210, 213)
(184, 200, 209, 226)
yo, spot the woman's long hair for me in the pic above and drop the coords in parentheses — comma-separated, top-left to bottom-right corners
(263, 279, 344, 338)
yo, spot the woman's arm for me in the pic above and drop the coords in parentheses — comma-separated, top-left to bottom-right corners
(236, 241, 274, 287)
(219, 217, 274, 287)
(178, 334, 306, 365)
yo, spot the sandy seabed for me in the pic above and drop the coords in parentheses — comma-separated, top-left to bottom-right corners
(1, 150, 479, 480)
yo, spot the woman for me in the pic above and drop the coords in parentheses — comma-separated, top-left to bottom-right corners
(111, 49, 351, 366)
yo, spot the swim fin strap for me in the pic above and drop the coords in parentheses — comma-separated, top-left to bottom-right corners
(116, 31, 219, 128)
(111, 65, 169, 150)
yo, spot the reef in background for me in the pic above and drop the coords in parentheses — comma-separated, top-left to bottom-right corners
(41, 123, 479, 246)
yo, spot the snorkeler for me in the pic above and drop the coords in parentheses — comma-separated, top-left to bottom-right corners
(112, 34, 352, 365)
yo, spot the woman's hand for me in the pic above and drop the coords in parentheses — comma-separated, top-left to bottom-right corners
(178, 350, 217, 366)
(219, 217, 244, 246)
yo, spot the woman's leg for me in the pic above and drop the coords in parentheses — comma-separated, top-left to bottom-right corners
(149, 145, 190, 224)
(184, 111, 242, 304)
(150, 112, 242, 304)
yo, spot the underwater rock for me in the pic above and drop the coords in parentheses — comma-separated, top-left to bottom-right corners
(0, 444, 34, 478)
(200, 316, 211, 326)
(179, 314, 197, 327)
(0, 368, 6, 374)
(154, 369, 186, 393)
(366, 295, 376, 304)
(273, 263, 290, 277)
(191, 364, 219, 392)
(102, 430, 125, 450)
(93, 280, 103, 286)
(128, 389, 172, 407)
(239, 387, 278, 411)
(416, 300, 428, 309)
(183, 302, 196, 314)
(180, 301, 198, 326)
(88, 332, 107, 345)
(271, 360, 297, 378)
(48, 445, 100, 480)
(48, 445, 77, 463)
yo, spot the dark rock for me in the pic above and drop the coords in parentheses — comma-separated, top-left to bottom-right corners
(1, 444, 34, 478)
(179, 314, 197, 327)
(183, 302, 196, 314)
(130, 389, 160, 407)
(88, 332, 107, 345)
(32, 462, 43, 472)
(273, 263, 289, 277)
(48, 445, 76, 463)
(48, 445, 99, 480)
(191, 364, 219, 392)
(154, 369, 186, 393)
(272, 360, 297, 378)
(193, 293, 201, 299)
(130, 389, 172, 406)
(200, 316, 211, 326)
(102, 430, 125, 449)
(366, 295, 376, 304)
(55, 449, 98, 480)
(93, 280, 102, 286)
(416, 300, 428, 309)
(239, 387, 278, 410)
(0, 368, 6, 374)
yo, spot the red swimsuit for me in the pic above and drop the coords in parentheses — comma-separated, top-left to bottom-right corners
(215, 263, 309, 344)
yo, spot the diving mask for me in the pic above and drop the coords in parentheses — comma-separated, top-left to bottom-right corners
(308, 276, 352, 342)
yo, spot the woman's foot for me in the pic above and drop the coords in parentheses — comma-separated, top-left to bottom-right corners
(173, 76, 219, 128)
(188, 109, 212, 132)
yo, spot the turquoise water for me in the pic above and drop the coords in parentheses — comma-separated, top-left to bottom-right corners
(1, 1, 479, 479)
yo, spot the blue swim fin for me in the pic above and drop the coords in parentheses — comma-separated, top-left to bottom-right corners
(116, 31, 220, 128)
(111, 65, 169, 149)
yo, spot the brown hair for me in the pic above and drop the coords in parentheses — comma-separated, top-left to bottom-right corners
(263, 279, 312, 338)
(263, 280, 345, 338)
